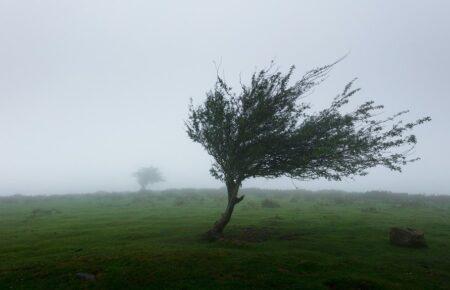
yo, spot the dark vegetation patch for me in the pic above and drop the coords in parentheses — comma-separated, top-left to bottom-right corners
(297, 260, 322, 272)
(224, 226, 276, 243)
(324, 277, 382, 290)
(361, 207, 379, 213)
(289, 195, 302, 203)
(30, 208, 61, 217)
(225, 218, 306, 243)
(278, 233, 302, 241)
(173, 197, 186, 207)
(261, 198, 281, 208)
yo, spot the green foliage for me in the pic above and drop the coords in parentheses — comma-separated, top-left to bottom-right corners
(186, 61, 430, 185)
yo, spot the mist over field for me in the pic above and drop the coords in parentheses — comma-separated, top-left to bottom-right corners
(1, 0, 449, 196)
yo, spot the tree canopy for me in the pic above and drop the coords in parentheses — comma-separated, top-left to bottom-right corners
(187, 62, 430, 184)
(133, 166, 164, 191)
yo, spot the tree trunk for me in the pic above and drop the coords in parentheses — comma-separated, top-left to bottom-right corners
(204, 180, 244, 241)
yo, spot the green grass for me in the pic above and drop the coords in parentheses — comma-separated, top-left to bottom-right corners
(1, 189, 449, 289)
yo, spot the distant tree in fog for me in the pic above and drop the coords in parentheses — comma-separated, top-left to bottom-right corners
(133, 166, 164, 191)
(186, 60, 431, 240)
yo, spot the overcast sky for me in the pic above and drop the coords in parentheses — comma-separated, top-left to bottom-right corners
(0, 1, 449, 195)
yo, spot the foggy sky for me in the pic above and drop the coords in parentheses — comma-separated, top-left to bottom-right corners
(1, 1, 449, 195)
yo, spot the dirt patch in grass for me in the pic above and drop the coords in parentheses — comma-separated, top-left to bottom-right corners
(324, 277, 381, 290)
(30, 208, 61, 217)
(278, 233, 302, 241)
(221, 227, 307, 244)
(224, 226, 277, 243)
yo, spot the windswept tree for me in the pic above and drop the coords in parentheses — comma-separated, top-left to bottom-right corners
(133, 166, 164, 191)
(186, 61, 430, 240)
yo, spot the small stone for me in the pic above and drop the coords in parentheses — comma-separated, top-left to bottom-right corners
(76, 272, 96, 281)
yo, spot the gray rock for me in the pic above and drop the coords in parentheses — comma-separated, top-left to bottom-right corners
(389, 227, 427, 248)
(76, 272, 96, 281)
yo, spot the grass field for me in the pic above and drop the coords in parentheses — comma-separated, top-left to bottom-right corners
(1, 189, 449, 289)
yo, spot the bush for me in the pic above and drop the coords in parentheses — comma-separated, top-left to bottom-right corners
(361, 207, 378, 213)
(261, 198, 281, 208)
(173, 197, 186, 207)
(289, 195, 301, 203)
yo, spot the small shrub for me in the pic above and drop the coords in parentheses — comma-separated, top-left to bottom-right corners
(289, 195, 301, 203)
(361, 207, 378, 213)
(261, 198, 281, 208)
(31, 208, 60, 217)
(173, 197, 186, 207)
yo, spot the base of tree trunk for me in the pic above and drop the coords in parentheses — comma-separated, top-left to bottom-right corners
(202, 228, 224, 242)
(201, 182, 244, 242)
